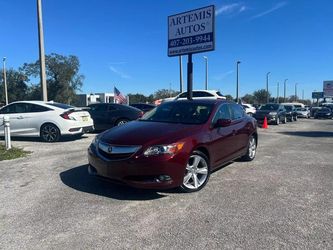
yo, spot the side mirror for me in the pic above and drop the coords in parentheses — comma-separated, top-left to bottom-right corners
(215, 118, 231, 128)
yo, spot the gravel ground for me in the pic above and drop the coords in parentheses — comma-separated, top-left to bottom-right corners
(0, 119, 332, 249)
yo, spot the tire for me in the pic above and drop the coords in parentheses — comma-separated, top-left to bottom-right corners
(275, 116, 280, 125)
(282, 116, 287, 124)
(241, 135, 257, 161)
(40, 123, 60, 142)
(115, 119, 129, 126)
(294, 116, 298, 121)
(180, 150, 210, 193)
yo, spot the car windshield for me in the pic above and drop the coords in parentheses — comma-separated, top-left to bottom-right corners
(284, 106, 293, 111)
(47, 102, 74, 109)
(140, 102, 213, 124)
(259, 104, 279, 111)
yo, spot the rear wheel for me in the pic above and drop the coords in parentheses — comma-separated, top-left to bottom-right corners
(241, 135, 257, 161)
(40, 123, 60, 142)
(180, 151, 210, 193)
(115, 119, 129, 126)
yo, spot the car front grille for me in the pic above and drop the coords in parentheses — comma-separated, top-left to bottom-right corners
(97, 142, 141, 161)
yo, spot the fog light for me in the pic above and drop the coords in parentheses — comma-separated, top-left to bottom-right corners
(159, 175, 171, 182)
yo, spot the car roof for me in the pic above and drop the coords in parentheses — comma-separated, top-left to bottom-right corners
(170, 99, 230, 105)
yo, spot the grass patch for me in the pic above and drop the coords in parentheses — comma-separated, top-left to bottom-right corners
(0, 143, 31, 161)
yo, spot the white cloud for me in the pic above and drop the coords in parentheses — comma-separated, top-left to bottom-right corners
(215, 3, 247, 16)
(251, 2, 287, 19)
(109, 66, 131, 79)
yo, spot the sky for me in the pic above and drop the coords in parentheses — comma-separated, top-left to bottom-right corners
(1, 0, 332, 100)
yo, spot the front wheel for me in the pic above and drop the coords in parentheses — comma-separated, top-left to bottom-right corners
(282, 116, 287, 124)
(293, 116, 298, 121)
(40, 123, 60, 142)
(275, 116, 280, 125)
(241, 135, 257, 161)
(180, 151, 210, 193)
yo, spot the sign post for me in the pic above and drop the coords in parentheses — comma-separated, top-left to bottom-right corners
(168, 5, 215, 100)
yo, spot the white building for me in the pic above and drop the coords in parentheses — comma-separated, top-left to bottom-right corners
(75, 93, 114, 107)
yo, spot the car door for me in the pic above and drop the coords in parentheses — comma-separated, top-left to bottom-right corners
(229, 103, 248, 152)
(23, 103, 53, 135)
(208, 104, 236, 167)
(0, 103, 30, 135)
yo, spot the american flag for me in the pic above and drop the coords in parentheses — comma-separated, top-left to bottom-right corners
(114, 87, 127, 104)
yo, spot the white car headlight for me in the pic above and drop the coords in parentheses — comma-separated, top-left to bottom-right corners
(144, 142, 184, 157)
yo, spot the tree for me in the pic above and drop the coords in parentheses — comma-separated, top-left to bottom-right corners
(224, 94, 234, 101)
(253, 89, 270, 104)
(241, 94, 255, 104)
(153, 89, 179, 100)
(128, 93, 150, 104)
(21, 53, 84, 104)
(0, 68, 29, 103)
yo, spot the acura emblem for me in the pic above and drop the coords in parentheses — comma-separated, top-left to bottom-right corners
(107, 146, 113, 153)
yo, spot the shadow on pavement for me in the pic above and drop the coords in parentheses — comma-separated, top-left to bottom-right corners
(1, 134, 90, 143)
(59, 164, 167, 201)
(278, 131, 333, 138)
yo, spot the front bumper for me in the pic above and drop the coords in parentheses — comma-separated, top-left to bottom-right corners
(87, 144, 187, 189)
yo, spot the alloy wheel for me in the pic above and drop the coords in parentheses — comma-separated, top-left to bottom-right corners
(182, 154, 209, 191)
(41, 124, 60, 142)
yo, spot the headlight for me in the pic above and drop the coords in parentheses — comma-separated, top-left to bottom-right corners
(91, 136, 100, 146)
(144, 142, 184, 157)
(269, 112, 277, 115)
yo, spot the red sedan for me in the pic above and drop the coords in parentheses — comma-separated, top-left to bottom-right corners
(88, 99, 258, 192)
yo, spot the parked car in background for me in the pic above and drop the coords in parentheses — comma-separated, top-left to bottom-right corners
(130, 103, 156, 113)
(87, 103, 143, 131)
(283, 105, 298, 122)
(174, 90, 226, 100)
(0, 101, 94, 142)
(242, 104, 256, 116)
(253, 103, 287, 125)
(314, 107, 332, 119)
(281, 102, 305, 109)
(310, 106, 321, 117)
(296, 108, 310, 118)
(88, 99, 258, 192)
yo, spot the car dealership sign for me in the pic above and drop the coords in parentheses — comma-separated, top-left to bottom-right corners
(168, 5, 215, 57)
(323, 80, 333, 97)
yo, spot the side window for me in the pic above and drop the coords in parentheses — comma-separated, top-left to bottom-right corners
(231, 104, 245, 120)
(0, 104, 16, 114)
(178, 93, 187, 98)
(15, 103, 29, 113)
(90, 104, 108, 112)
(108, 105, 117, 111)
(212, 104, 231, 124)
(29, 104, 51, 112)
(193, 91, 214, 97)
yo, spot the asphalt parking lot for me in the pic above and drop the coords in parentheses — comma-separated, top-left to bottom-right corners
(0, 119, 332, 249)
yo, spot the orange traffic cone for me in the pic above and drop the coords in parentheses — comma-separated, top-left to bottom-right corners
(262, 116, 268, 129)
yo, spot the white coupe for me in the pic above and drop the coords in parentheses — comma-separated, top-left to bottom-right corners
(0, 101, 94, 142)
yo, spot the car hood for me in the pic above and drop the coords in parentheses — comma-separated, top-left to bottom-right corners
(100, 120, 202, 146)
(255, 110, 275, 115)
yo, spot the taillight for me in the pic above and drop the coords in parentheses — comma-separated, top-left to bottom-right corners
(60, 111, 74, 120)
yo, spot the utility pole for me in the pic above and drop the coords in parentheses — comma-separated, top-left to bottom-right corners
(2, 57, 8, 105)
(266, 72, 271, 103)
(295, 83, 298, 102)
(179, 56, 183, 93)
(37, 0, 48, 101)
(236, 61, 241, 103)
(302, 89, 304, 100)
(277, 82, 279, 103)
(203, 56, 208, 90)
(284, 79, 288, 102)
